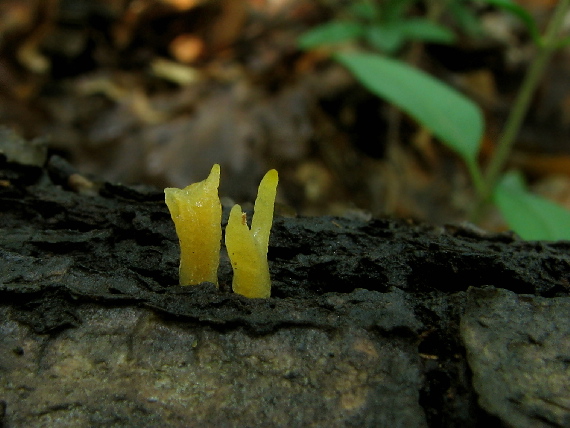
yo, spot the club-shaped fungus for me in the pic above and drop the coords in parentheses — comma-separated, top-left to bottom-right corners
(225, 169, 278, 298)
(164, 164, 222, 286)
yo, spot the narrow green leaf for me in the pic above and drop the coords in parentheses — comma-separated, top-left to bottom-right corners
(480, 0, 541, 45)
(493, 171, 570, 240)
(383, 0, 417, 22)
(334, 51, 483, 163)
(365, 24, 405, 54)
(349, 2, 380, 21)
(399, 18, 456, 44)
(449, 1, 484, 37)
(298, 22, 365, 50)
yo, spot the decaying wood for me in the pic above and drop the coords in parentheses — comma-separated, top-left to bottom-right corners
(1, 135, 569, 427)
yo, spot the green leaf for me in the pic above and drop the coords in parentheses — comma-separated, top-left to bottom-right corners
(349, 2, 380, 21)
(399, 18, 456, 44)
(334, 51, 483, 163)
(479, 0, 541, 45)
(365, 24, 406, 54)
(449, 1, 484, 37)
(298, 22, 365, 50)
(382, 0, 417, 23)
(493, 171, 570, 240)
(365, 19, 455, 54)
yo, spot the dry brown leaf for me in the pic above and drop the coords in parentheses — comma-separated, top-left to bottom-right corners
(169, 34, 205, 63)
(511, 152, 570, 179)
(161, 0, 203, 11)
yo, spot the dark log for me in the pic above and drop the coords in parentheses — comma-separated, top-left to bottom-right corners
(1, 132, 569, 427)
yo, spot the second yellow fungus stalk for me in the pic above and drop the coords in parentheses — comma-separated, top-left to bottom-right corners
(164, 164, 222, 286)
(225, 169, 278, 298)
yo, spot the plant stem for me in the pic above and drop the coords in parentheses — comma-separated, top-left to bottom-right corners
(481, 0, 570, 200)
(466, 159, 485, 198)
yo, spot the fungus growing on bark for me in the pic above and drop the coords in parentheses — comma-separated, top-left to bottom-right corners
(225, 169, 278, 298)
(164, 164, 222, 286)
(164, 165, 278, 298)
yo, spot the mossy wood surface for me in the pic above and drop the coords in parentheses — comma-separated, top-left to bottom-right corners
(1, 145, 569, 427)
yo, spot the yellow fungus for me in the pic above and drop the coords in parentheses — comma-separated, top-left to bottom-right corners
(164, 164, 222, 286)
(225, 169, 278, 298)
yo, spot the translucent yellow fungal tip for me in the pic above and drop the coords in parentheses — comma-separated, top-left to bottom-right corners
(226, 169, 279, 298)
(164, 164, 222, 286)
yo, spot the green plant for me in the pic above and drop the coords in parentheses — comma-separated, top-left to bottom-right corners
(299, 0, 456, 55)
(299, 0, 570, 240)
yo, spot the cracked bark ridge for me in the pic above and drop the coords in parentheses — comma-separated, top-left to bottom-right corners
(461, 287, 570, 428)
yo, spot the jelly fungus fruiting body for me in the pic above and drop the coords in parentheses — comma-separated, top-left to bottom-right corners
(164, 164, 222, 286)
(225, 169, 278, 298)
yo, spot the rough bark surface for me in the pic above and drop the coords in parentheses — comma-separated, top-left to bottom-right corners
(1, 134, 569, 427)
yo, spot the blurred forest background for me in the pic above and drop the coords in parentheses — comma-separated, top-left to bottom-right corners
(1, 0, 569, 230)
